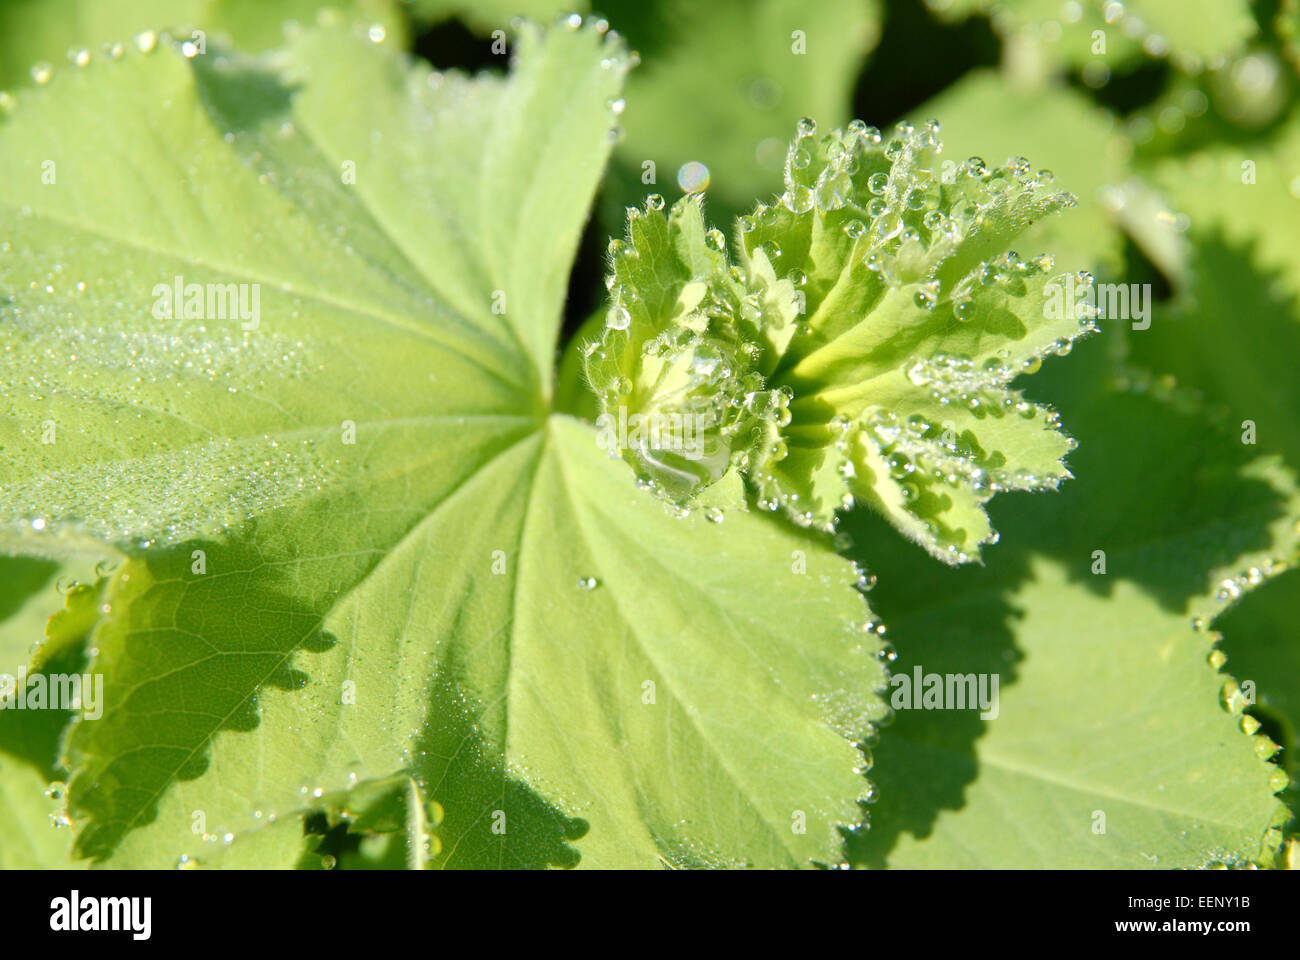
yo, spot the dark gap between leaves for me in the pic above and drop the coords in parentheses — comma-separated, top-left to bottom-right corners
(1067, 57, 1170, 116)
(852, 0, 1001, 129)
(411, 17, 505, 74)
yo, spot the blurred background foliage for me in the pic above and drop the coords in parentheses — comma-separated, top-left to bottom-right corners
(0, 0, 1296, 865)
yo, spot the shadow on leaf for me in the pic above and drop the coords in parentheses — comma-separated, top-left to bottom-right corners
(844, 328, 1294, 865)
(68, 536, 336, 861)
(416, 671, 587, 870)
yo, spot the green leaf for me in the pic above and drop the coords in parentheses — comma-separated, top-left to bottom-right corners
(0, 554, 105, 868)
(0, 21, 886, 869)
(31, 569, 106, 673)
(845, 337, 1295, 868)
(0, 754, 81, 868)
(176, 812, 328, 869)
(0, 555, 64, 673)
(0, 554, 103, 771)
(298, 774, 439, 870)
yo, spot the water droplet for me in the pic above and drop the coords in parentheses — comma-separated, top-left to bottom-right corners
(577, 576, 600, 591)
(1221, 679, 1245, 714)
(705, 507, 724, 524)
(607, 303, 631, 331)
(134, 31, 158, 53)
(645, 193, 664, 211)
(904, 414, 931, 436)
(875, 211, 903, 241)
(1216, 578, 1243, 601)
(782, 185, 814, 214)
(30, 62, 53, 84)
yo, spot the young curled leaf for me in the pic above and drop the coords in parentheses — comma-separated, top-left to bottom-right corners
(588, 117, 1097, 563)
(585, 194, 792, 503)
